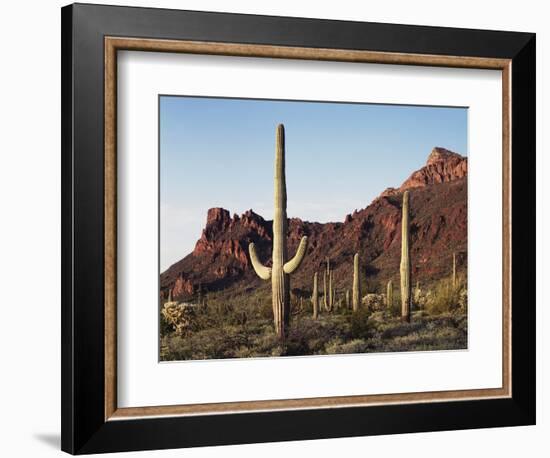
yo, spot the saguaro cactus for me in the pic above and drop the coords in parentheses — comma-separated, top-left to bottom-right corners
(400, 190, 411, 322)
(323, 269, 328, 311)
(387, 280, 393, 309)
(414, 281, 421, 304)
(452, 252, 457, 290)
(329, 265, 334, 310)
(323, 258, 334, 312)
(352, 253, 361, 311)
(345, 289, 350, 309)
(312, 272, 319, 319)
(248, 124, 309, 339)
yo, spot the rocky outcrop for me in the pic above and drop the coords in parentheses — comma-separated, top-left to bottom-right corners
(172, 273, 194, 297)
(382, 147, 467, 197)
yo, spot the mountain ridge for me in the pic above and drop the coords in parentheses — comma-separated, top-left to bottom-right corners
(161, 147, 468, 300)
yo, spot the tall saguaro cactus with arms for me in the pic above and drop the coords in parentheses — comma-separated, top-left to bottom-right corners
(248, 124, 309, 340)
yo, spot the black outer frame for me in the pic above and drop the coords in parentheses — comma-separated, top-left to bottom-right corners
(61, 3, 536, 454)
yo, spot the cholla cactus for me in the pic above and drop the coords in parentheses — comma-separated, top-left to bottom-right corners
(364, 293, 385, 311)
(400, 191, 411, 322)
(352, 253, 361, 311)
(387, 280, 393, 309)
(312, 272, 319, 319)
(248, 124, 309, 340)
(161, 302, 194, 336)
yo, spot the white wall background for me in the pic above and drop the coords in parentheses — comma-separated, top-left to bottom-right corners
(0, 0, 545, 456)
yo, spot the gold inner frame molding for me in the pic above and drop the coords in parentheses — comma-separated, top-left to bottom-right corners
(104, 36, 512, 421)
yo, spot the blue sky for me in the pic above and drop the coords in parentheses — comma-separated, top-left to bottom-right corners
(160, 96, 467, 271)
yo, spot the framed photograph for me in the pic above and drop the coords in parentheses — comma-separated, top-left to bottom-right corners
(61, 3, 536, 454)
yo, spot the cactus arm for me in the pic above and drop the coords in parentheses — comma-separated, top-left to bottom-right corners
(248, 243, 272, 280)
(283, 236, 309, 274)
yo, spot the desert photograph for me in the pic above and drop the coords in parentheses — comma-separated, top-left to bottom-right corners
(159, 96, 468, 361)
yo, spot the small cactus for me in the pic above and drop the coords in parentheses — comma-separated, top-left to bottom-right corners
(452, 252, 457, 290)
(312, 272, 319, 319)
(387, 280, 393, 309)
(248, 124, 309, 340)
(352, 253, 361, 311)
(400, 191, 411, 322)
(414, 281, 421, 302)
(323, 269, 328, 311)
(345, 289, 350, 309)
(323, 258, 334, 312)
(196, 283, 203, 305)
(329, 265, 334, 310)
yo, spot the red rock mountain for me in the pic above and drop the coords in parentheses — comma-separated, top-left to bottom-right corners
(161, 147, 468, 300)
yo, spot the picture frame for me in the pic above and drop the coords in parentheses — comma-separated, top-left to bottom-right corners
(61, 3, 535, 454)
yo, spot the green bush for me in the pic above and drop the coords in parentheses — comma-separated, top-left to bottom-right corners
(160, 310, 173, 336)
(424, 276, 465, 315)
(325, 338, 369, 354)
(348, 308, 371, 339)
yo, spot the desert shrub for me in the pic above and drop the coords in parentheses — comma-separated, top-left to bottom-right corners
(363, 293, 385, 311)
(348, 308, 371, 339)
(227, 309, 249, 326)
(369, 311, 387, 323)
(323, 337, 344, 354)
(387, 290, 402, 317)
(424, 276, 464, 315)
(160, 310, 173, 336)
(325, 338, 369, 354)
(380, 320, 423, 339)
(284, 316, 349, 356)
(249, 328, 282, 356)
(457, 288, 468, 313)
(234, 345, 254, 358)
(284, 334, 310, 356)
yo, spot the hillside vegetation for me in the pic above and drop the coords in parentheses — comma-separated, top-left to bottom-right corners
(160, 274, 467, 361)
